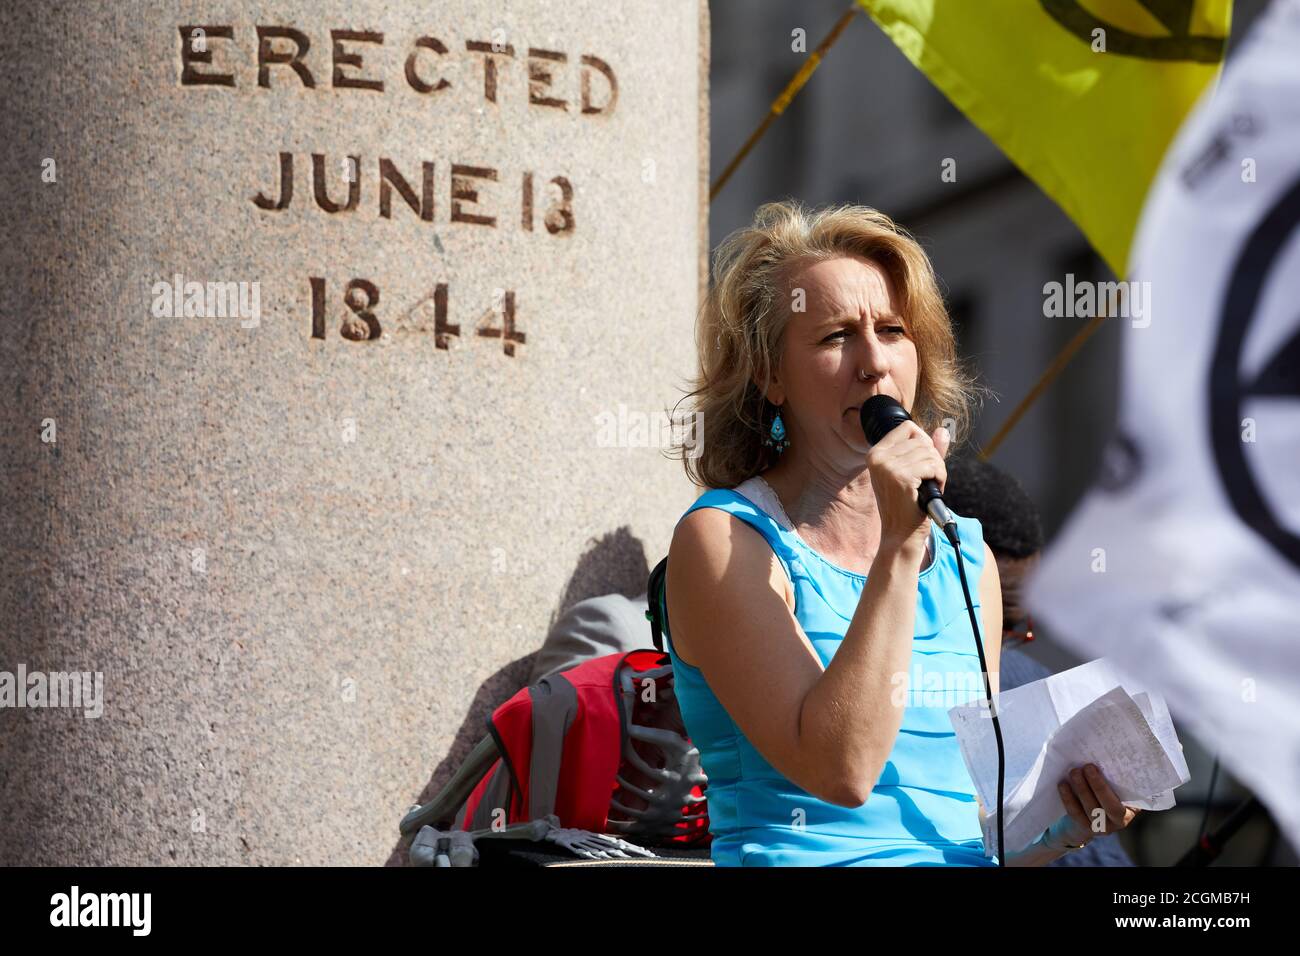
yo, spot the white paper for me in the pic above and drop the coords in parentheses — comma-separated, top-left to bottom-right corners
(950, 658, 1190, 857)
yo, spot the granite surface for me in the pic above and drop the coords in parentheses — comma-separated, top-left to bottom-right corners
(0, 0, 707, 865)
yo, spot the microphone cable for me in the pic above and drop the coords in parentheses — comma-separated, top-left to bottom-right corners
(946, 522, 1007, 868)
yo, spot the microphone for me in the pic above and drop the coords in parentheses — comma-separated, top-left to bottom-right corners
(860, 395, 959, 547)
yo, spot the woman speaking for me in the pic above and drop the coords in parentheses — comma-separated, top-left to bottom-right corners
(663, 201, 1139, 866)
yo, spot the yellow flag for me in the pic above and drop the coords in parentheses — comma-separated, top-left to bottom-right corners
(856, 0, 1232, 277)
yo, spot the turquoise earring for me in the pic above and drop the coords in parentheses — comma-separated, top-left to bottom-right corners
(762, 407, 789, 454)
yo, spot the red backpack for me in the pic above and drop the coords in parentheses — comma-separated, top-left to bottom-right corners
(400, 643, 710, 849)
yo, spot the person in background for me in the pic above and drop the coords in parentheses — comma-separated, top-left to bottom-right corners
(941, 452, 1134, 867)
(528, 591, 650, 686)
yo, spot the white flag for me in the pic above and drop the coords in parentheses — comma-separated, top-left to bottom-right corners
(1024, 0, 1300, 855)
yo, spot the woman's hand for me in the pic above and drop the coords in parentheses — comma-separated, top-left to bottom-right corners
(1044, 762, 1142, 850)
(864, 421, 950, 556)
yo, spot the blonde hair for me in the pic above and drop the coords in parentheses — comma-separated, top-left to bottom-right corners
(666, 199, 986, 490)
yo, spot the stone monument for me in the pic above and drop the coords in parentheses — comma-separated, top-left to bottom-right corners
(0, 0, 708, 864)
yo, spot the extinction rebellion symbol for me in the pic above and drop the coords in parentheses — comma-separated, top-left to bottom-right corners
(1210, 172, 1300, 572)
(1039, 0, 1228, 62)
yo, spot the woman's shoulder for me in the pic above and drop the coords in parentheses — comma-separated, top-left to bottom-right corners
(675, 481, 787, 536)
(666, 517, 798, 662)
(679, 487, 736, 514)
(672, 485, 782, 557)
(676, 478, 795, 561)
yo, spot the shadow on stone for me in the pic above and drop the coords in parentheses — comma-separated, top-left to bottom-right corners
(546, 525, 652, 632)
(385, 529, 652, 866)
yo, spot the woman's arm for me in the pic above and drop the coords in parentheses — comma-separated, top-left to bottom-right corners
(979, 541, 1001, 698)
(799, 534, 935, 804)
(667, 509, 887, 807)
(799, 422, 957, 803)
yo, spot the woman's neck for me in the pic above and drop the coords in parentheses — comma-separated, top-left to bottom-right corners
(759, 461, 891, 571)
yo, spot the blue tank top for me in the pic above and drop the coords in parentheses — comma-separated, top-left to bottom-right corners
(662, 475, 998, 866)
